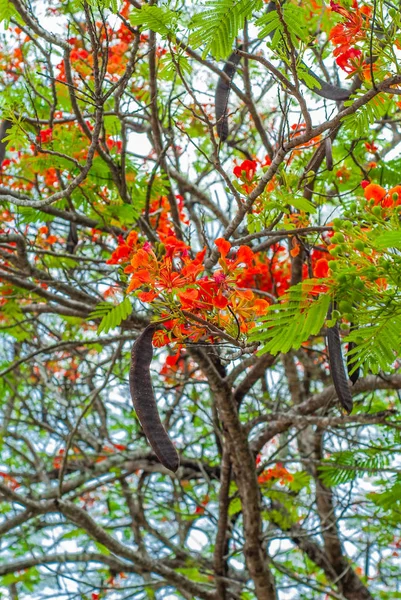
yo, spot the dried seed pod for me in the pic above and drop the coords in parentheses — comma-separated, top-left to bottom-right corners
(129, 324, 179, 472)
(325, 137, 333, 171)
(347, 340, 360, 385)
(215, 51, 241, 141)
(327, 306, 353, 413)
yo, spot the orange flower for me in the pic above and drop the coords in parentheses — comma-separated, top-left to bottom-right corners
(215, 238, 231, 258)
(236, 245, 254, 266)
(258, 463, 294, 485)
(253, 298, 269, 315)
(138, 290, 158, 302)
(388, 185, 401, 205)
(363, 183, 387, 204)
(376, 278, 388, 290)
(314, 258, 330, 278)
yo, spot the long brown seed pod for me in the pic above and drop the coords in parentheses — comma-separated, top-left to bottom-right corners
(325, 137, 333, 171)
(327, 306, 353, 413)
(215, 51, 241, 141)
(129, 324, 179, 472)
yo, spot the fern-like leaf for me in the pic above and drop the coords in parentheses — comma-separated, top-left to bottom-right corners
(319, 449, 391, 487)
(189, 0, 262, 60)
(257, 4, 308, 49)
(342, 92, 391, 137)
(130, 5, 178, 37)
(346, 314, 401, 375)
(88, 298, 132, 334)
(0, 0, 18, 27)
(249, 281, 331, 355)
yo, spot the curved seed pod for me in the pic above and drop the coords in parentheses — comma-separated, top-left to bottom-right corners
(299, 62, 353, 102)
(325, 137, 333, 171)
(215, 51, 241, 141)
(327, 306, 353, 413)
(347, 340, 360, 385)
(129, 324, 179, 472)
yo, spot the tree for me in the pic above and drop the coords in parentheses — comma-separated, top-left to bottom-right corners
(0, 0, 401, 598)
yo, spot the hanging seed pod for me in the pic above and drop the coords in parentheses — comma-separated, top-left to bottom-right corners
(215, 51, 241, 141)
(325, 137, 333, 171)
(327, 306, 353, 413)
(129, 324, 179, 472)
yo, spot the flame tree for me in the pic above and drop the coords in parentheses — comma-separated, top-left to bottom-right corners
(1, 0, 401, 598)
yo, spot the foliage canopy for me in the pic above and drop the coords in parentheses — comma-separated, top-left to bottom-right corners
(0, 0, 401, 599)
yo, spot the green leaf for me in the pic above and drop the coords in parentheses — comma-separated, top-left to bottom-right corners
(16, 207, 55, 224)
(0, 0, 18, 28)
(228, 496, 242, 516)
(345, 314, 401, 375)
(369, 480, 401, 510)
(289, 196, 316, 213)
(85, 0, 119, 12)
(298, 65, 322, 90)
(342, 92, 390, 137)
(189, 0, 262, 60)
(88, 298, 133, 334)
(257, 4, 308, 47)
(319, 448, 391, 487)
(375, 231, 401, 250)
(249, 282, 330, 356)
(0, 120, 29, 151)
(130, 5, 178, 37)
(94, 540, 111, 555)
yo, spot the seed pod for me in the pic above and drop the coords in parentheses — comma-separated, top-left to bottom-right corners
(327, 306, 353, 413)
(129, 324, 179, 472)
(215, 51, 241, 141)
(325, 137, 333, 171)
(66, 222, 78, 254)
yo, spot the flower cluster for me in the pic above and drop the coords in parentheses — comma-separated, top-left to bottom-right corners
(329, 0, 370, 73)
(362, 181, 401, 209)
(258, 462, 294, 485)
(107, 231, 271, 345)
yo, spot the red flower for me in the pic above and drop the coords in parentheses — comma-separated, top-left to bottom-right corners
(329, 0, 366, 47)
(334, 47, 362, 73)
(236, 245, 254, 266)
(215, 238, 231, 258)
(233, 159, 257, 182)
(365, 141, 378, 153)
(314, 258, 330, 278)
(106, 231, 139, 264)
(39, 128, 53, 144)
